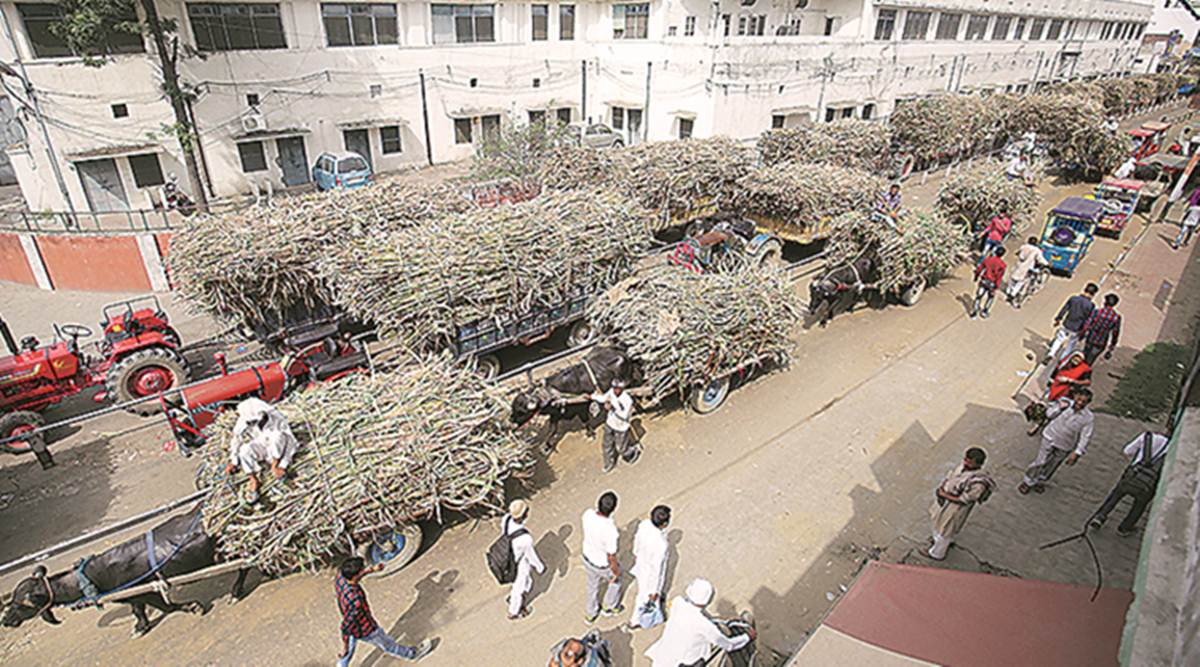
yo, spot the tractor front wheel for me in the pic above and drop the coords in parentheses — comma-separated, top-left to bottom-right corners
(107, 348, 191, 416)
(0, 411, 44, 455)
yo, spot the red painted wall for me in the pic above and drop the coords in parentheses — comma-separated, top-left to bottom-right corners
(0, 234, 36, 286)
(36, 235, 151, 292)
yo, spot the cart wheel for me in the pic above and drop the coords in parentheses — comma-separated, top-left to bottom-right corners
(751, 239, 784, 269)
(899, 277, 926, 306)
(0, 410, 43, 455)
(690, 377, 730, 414)
(360, 523, 423, 576)
(475, 354, 501, 380)
(567, 320, 596, 348)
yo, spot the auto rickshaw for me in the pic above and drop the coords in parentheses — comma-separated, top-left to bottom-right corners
(1093, 178, 1144, 238)
(1039, 197, 1104, 277)
(1129, 121, 1172, 161)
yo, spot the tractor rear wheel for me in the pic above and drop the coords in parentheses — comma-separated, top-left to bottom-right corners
(0, 411, 44, 455)
(106, 348, 191, 416)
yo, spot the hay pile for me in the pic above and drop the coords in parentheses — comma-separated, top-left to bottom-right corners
(826, 210, 971, 293)
(936, 162, 1039, 231)
(589, 265, 801, 401)
(169, 180, 476, 337)
(322, 188, 655, 348)
(196, 354, 533, 575)
(729, 163, 885, 227)
(757, 120, 890, 171)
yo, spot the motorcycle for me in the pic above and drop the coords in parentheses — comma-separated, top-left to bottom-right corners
(706, 611, 758, 666)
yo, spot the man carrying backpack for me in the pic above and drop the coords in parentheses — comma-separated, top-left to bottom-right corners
(1089, 431, 1170, 536)
(487, 499, 544, 619)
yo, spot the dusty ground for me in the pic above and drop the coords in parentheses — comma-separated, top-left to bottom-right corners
(1, 105, 1197, 666)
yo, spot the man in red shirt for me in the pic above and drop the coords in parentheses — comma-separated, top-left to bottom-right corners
(336, 557, 434, 666)
(971, 246, 1006, 319)
(978, 209, 1012, 263)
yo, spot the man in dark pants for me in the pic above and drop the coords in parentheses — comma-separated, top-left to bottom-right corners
(1090, 431, 1169, 536)
(1045, 283, 1098, 364)
(1079, 293, 1122, 366)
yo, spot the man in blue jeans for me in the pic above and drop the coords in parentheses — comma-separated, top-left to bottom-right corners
(336, 557, 434, 666)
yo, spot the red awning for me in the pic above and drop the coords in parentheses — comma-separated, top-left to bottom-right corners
(1101, 178, 1145, 191)
(797, 562, 1132, 667)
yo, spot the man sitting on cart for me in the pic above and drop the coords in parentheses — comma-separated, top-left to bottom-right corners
(224, 397, 299, 502)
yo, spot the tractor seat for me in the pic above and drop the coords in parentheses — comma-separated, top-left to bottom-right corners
(282, 322, 340, 349)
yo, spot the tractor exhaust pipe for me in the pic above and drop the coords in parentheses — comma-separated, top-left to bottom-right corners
(0, 316, 16, 356)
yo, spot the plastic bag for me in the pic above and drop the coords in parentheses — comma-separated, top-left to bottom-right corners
(636, 599, 665, 629)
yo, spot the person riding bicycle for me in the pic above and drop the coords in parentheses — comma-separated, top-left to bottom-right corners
(971, 246, 1006, 319)
(978, 210, 1012, 263)
(1006, 236, 1049, 307)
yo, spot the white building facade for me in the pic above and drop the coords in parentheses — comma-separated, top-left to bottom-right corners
(0, 0, 1155, 212)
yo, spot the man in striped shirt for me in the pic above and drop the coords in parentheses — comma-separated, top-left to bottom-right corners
(1080, 294, 1122, 366)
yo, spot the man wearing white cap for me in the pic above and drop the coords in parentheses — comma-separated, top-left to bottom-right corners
(645, 579, 755, 666)
(505, 499, 544, 619)
(590, 377, 638, 473)
(223, 397, 299, 500)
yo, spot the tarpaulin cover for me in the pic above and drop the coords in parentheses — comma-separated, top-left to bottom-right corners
(1051, 196, 1105, 221)
(817, 562, 1132, 667)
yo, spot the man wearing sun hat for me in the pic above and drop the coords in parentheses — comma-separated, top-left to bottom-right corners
(644, 578, 755, 666)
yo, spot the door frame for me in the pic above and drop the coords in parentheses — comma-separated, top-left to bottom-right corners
(275, 136, 310, 187)
(74, 157, 130, 212)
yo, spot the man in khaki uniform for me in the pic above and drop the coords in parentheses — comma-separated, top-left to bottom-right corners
(929, 447, 996, 560)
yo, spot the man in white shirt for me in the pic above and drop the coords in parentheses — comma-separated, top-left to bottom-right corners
(1005, 235, 1049, 305)
(1113, 156, 1137, 180)
(1089, 431, 1170, 536)
(504, 499, 544, 619)
(581, 491, 622, 624)
(591, 378, 639, 473)
(1019, 388, 1094, 495)
(645, 579, 755, 666)
(1174, 202, 1200, 249)
(1005, 154, 1029, 182)
(223, 397, 299, 501)
(629, 505, 671, 629)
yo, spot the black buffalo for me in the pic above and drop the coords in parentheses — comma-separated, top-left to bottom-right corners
(510, 346, 640, 452)
(2, 509, 249, 636)
(808, 255, 879, 326)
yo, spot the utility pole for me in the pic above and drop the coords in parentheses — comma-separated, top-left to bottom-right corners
(419, 71, 433, 166)
(643, 61, 652, 143)
(814, 54, 846, 123)
(581, 59, 588, 122)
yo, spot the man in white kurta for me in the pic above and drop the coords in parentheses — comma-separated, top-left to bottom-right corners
(645, 579, 753, 666)
(223, 397, 299, 498)
(629, 505, 671, 628)
(505, 499, 544, 619)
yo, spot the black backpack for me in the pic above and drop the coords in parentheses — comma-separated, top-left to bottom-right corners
(486, 517, 528, 585)
(1121, 432, 1167, 498)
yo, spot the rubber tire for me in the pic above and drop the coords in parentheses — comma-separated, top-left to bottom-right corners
(611, 140, 624, 149)
(361, 523, 423, 577)
(899, 277, 926, 306)
(753, 240, 784, 269)
(106, 347, 191, 416)
(475, 354, 501, 380)
(0, 410, 44, 455)
(690, 377, 730, 415)
(567, 320, 596, 348)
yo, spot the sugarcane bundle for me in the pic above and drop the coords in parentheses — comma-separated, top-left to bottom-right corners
(589, 264, 801, 401)
(757, 119, 890, 171)
(168, 179, 476, 335)
(1004, 94, 1106, 159)
(323, 188, 656, 348)
(1102, 78, 1135, 115)
(1130, 77, 1158, 108)
(1048, 80, 1105, 102)
(936, 162, 1039, 231)
(537, 144, 627, 191)
(728, 162, 884, 228)
(196, 354, 532, 575)
(1149, 72, 1181, 102)
(891, 94, 991, 161)
(826, 210, 971, 293)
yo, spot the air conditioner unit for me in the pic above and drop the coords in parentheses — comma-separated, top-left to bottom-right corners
(794, 0, 809, 8)
(740, 0, 756, 6)
(242, 113, 267, 133)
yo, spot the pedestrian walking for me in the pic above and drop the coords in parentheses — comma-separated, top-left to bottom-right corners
(1006, 236, 1048, 306)
(629, 505, 671, 630)
(1045, 283, 1098, 364)
(1089, 431, 1170, 536)
(644, 579, 755, 666)
(970, 246, 1006, 319)
(582, 491, 622, 624)
(1174, 201, 1200, 249)
(1079, 293, 1122, 366)
(503, 499, 544, 620)
(928, 448, 996, 561)
(1019, 388, 1094, 495)
(978, 210, 1012, 262)
(335, 558, 434, 666)
(590, 378, 639, 473)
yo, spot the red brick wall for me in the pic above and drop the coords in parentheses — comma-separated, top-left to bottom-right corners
(36, 235, 151, 292)
(0, 234, 36, 286)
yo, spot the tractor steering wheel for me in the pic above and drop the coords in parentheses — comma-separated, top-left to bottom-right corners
(56, 323, 93, 342)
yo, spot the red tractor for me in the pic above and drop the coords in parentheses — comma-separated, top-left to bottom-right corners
(0, 296, 191, 468)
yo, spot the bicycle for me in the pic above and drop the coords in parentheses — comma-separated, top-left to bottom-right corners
(1011, 264, 1048, 309)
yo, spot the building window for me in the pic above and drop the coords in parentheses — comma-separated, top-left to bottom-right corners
(111, 103, 129, 118)
(1135, 23, 1145, 39)
(737, 15, 765, 36)
(18, 2, 144, 59)
(481, 114, 500, 141)
(991, 16, 1011, 40)
(556, 107, 571, 123)
(431, 4, 495, 44)
(188, 3, 287, 51)
(1013, 17, 1027, 40)
(771, 114, 785, 129)
(1064, 19, 1075, 40)
(777, 18, 801, 36)
(902, 10, 931, 40)
(841, 107, 854, 119)
(678, 118, 693, 139)
(531, 4, 547, 40)
(246, 93, 260, 107)
(861, 103, 875, 120)
(667, 26, 677, 36)
(454, 118, 472, 144)
(684, 15, 695, 36)
(529, 109, 546, 125)
(824, 107, 837, 122)
(823, 17, 834, 36)
(722, 14, 730, 36)
(238, 141, 268, 172)
(612, 106, 624, 130)
(874, 9, 896, 41)
(1028, 17, 1046, 40)
(1045, 19, 1063, 40)
(560, 4, 574, 39)
(935, 13, 961, 40)
(964, 14, 988, 40)
(321, 4, 397, 47)
(129, 153, 165, 188)
(613, 3, 649, 39)
(380, 125, 402, 153)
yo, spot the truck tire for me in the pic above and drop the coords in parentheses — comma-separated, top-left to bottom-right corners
(0, 410, 43, 455)
(361, 523, 424, 577)
(106, 347, 191, 416)
(475, 354, 501, 380)
(567, 320, 597, 348)
(690, 376, 730, 414)
(899, 277, 926, 306)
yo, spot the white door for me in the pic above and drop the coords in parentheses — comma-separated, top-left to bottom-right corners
(76, 158, 129, 212)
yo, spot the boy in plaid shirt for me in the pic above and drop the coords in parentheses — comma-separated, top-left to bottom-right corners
(1080, 294, 1122, 366)
(336, 557, 434, 666)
